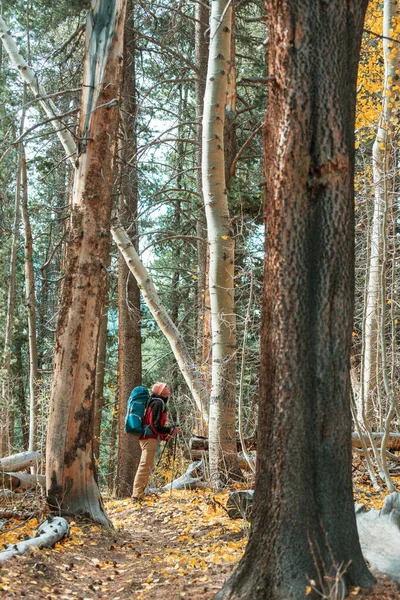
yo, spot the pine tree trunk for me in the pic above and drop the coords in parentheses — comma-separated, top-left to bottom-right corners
(217, 1, 374, 598)
(1, 145, 22, 456)
(93, 290, 108, 463)
(202, 0, 240, 486)
(108, 395, 118, 493)
(115, 0, 142, 498)
(14, 335, 28, 450)
(46, 0, 127, 526)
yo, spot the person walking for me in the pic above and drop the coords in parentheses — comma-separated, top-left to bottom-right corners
(132, 382, 180, 500)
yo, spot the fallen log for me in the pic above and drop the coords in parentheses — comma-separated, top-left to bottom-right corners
(0, 509, 41, 520)
(190, 435, 257, 453)
(189, 450, 254, 472)
(160, 461, 207, 492)
(0, 452, 40, 472)
(356, 492, 400, 582)
(0, 472, 45, 491)
(352, 432, 400, 452)
(0, 516, 69, 562)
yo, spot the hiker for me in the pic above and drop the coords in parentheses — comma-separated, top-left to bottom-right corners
(132, 382, 180, 500)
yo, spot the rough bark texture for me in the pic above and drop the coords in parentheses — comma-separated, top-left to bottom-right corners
(115, 0, 142, 498)
(46, 0, 126, 527)
(1, 143, 22, 457)
(216, 1, 374, 598)
(93, 289, 108, 463)
(202, 0, 240, 487)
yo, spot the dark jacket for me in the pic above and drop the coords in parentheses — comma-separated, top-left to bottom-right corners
(142, 394, 172, 439)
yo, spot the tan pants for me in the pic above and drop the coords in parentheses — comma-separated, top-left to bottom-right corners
(132, 437, 158, 498)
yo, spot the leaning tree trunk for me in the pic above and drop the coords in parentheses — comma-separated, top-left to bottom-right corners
(115, 0, 142, 498)
(0, 15, 77, 166)
(46, 0, 127, 527)
(112, 225, 209, 422)
(217, 1, 374, 599)
(202, 0, 241, 486)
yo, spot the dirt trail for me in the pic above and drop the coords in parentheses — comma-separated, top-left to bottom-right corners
(0, 491, 245, 599)
(0, 489, 399, 599)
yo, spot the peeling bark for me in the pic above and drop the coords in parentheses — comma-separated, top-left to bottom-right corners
(46, 0, 126, 527)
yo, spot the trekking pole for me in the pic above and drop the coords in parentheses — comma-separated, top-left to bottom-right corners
(169, 432, 178, 499)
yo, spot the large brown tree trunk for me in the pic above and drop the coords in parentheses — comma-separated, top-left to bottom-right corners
(115, 0, 142, 498)
(216, 1, 374, 598)
(46, 0, 127, 526)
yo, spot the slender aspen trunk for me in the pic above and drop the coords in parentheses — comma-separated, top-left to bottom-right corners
(20, 148, 38, 453)
(202, 0, 240, 486)
(360, 0, 400, 424)
(195, 0, 210, 436)
(46, 0, 127, 526)
(111, 225, 209, 422)
(115, 0, 142, 498)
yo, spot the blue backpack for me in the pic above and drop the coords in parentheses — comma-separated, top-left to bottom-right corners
(124, 386, 151, 436)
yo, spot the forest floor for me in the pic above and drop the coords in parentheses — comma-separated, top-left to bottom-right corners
(0, 484, 398, 600)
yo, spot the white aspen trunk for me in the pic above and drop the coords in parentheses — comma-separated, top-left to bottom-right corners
(20, 147, 38, 453)
(0, 15, 77, 166)
(1, 145, 22, 456)
(195, 0, 210, 437)
(46, 0, 126, 527)
(360, 0, 399, 424)
(111, 225, 209, 422)
(202, 0, 240, 486)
